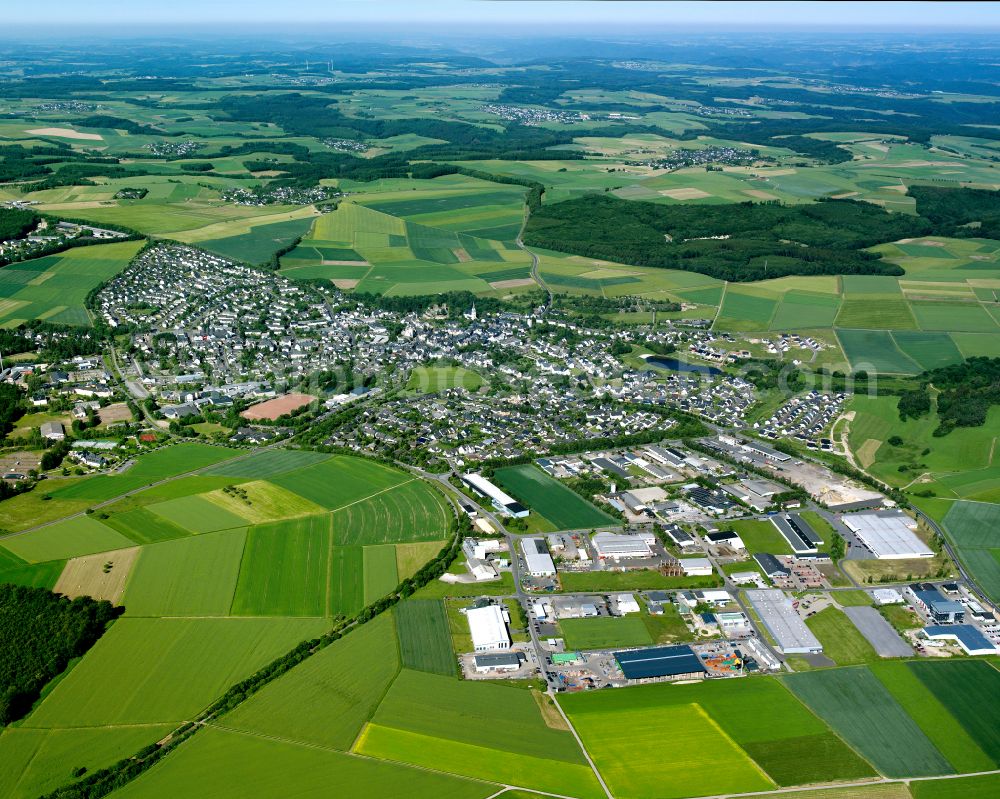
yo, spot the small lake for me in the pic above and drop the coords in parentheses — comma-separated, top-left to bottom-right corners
(644, 356, 722, 375)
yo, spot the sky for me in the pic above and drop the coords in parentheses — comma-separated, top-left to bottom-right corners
(6, 1, 1000, 32)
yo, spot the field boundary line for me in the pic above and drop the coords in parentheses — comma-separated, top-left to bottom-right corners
(671, 766, 1000, 799)
(328, 477, 419, 515)
(204, 721, 558, 795)
(551, 694, 614, 799)
(711, 281, 728, 329)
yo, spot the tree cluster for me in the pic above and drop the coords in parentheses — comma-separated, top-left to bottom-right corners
(0, 584, 121, 725)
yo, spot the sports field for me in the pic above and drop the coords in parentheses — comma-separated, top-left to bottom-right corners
(407, 365, 484, 393)
(493, 465, 616, 529)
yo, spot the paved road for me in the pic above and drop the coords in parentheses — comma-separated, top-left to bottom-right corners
(516, 204, 551, 310)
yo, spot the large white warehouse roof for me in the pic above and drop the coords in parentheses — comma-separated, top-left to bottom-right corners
(842, 513, 933, 559)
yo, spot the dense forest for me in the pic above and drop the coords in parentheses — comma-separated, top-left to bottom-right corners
(0, 207, 39, 241)
(909, 186, 1000, 239)
(0, 584, 121, 725)
(524, 194, 926, 281)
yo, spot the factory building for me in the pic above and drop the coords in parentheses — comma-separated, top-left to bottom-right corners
(842, 513, 933, 559)
(466, 604, 511, 652)
(678, 557, 713, 577)
(614, 645, 707, 682)
(745, 589, 823, 654)
(770, 514, 823, 555)
(592, 531, 655, 560)
(473, 652, 521, 673)
(521, 537, 556, 577)
(922, 625, 997, 656)
(461, 472, 529, 518)
(907, 584, 965, 624)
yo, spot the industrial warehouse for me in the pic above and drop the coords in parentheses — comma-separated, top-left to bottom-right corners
(745, 589, 823, 654)
(461, 472, 529, 518)
(842, 513, 934, 559)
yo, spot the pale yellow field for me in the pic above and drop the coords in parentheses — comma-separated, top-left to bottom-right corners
(395, 540, 447, 580)
(659, 187, 712, 200)
(54, 547, 139, 603)
(202, 479, 326, 523)
(27, 127, 103, 140)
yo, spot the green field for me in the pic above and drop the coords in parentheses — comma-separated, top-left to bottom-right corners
(46, 444, 239, 504)
(911, 774, 1000, 799)
(394, 600, 456, 676)
(26, 617, 328, 727)
(201, 449, 331, 478)
(0, 516, 134, 563)
(224, 614, 400, 751)
(111, 727, 492, 799)
(869, 661, 996, 774)
(940, 502, 1000, 604)
(0, 240, 143, 327)
(363, 544, 400, 603)
(269, 455, 409, 510)
(0, 725, 174, 799)
(837, 329, 921, 374)
(558, 616, 653, 650)
(102, 507, 194, 545)
(202, 480, 327, 524)
(327, 545, 365, 616)
(330, 479, 453, 545)
(197, 216, 315, 264)
(561, 677, 874, 792)
(906, 660, 1000, 765)
(805, 606, 880, 665)
(784, 666, 953, 777)
(561, 687, 774, 799)
(230, 517, 331, 616)
(493, 465, 616, 529)
(724, 518, 793, 555)
(407, 365, 484, 393)
(148, 494, 248, 534)
(0, 558, 65, 590)
(357, 669, 602, 799)
(122, 529, 247, 617)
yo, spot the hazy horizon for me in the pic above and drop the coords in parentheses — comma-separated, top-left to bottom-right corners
(4, 1, 999, 35)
